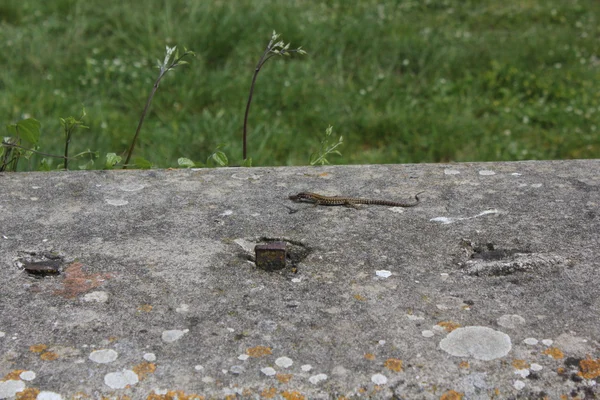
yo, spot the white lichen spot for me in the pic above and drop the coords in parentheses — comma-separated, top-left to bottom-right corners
(201, 376, 214, 383)
(309, 373, 328, 384)
(261, 367, 276, 376)
(430, 217, 453, 224)
(542, 339, 553, 346)
(444, 169, 461, 175)
(511, 173, 522, 176)
(161, 329, 189, 343)
(291, 277, 302, 283)
(389, 207, 407, 213)
(36, 392, 63, 400)
(0, 332, 5, 338)
(194, 365, 204, 371)
(530, 363, 543, 371)
(83, 291, 109, 303)
(238, 354, 249, 361)
(143, 353, 156, 362)
(301, 364, 313, 372)
(0, 380, 26, 398)
(479, 170, 496, 176)
(104, 369, 139, 389)
(378, 340, 386, 345)
(407, 314, 425, 321)
(19, 370, 36, 381)
(440, 273, 449, 281)
(513, 380, 526, 390)
(422, 330, 435, 338)
(89, 349, 118, 363)
(524, 338, 538, 345)
(376, 270, 392, 278)
(531, 183, 543, 188)
(30, 197, 39, 201)
(439, 326, 512, 360)
(175, 304, 189, 313)
(497, 314, 526, 329)
(514, 369, 530, 378)
(371, 373, 388, 385)
(275, 356, 293, 368)
(105, 199, 128, 206)
(219, 210, 233, 216)
(119, 184, 145, 192)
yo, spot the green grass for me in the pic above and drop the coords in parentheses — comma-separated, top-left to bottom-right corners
(1, 0, 599, 169)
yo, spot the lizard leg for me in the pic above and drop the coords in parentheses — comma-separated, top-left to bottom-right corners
(344, 200, 359, 209)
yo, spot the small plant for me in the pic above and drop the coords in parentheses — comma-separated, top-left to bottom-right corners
(1, 118, 41, 172)
(177, 144, 230, 168)
(60, 108, 88, 170)
(123, 45, 195, 168)
(309, 125, 343, 165)
(243, 30, 306, 161)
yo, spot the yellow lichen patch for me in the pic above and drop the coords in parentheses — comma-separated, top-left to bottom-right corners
(512, 359, 530, 369)
(364, 353, 376, 361)
(138, 304, 153, 312)
(72, 393, 91, 399)
(384, 358, 403, 372)
(318, 172, 329, 177)
(15, 388, 41, 400)
(458, 361, 469, 369)
(440, 390, 464, 400)
(437, 321, 461, 332)
(3, 370, 26, 381)
(281, 391, 305, 400)
(578, 356, 600, 379)
(146, 391, 204, 400)
(260, 388, 277, 398)
(133, 362, 156, 381)
(247, 346, 272, 357)
(29, 344, 48, 353)
(353, 294, 366, 301)
(276, 373, 293, 383)
(225, 396, 236, 400)
(40, 351, 59, 361)
(542, 347, 564, 359)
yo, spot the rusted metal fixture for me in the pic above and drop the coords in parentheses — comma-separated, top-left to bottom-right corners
(255, 242, 287, 271)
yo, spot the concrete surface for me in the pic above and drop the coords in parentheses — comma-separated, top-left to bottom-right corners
(0, 160, 599, 399)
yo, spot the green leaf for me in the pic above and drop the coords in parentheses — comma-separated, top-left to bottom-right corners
(241, 157, 253, 167)
(211, 151, 228, 167)
(39, 158, 52, 171)
(16, 118, 41, 145)
(177, 157, 195, 168)
(79, 159, 95, 170)
(105, 152, 122, 169)
(133, 157, 152, 169)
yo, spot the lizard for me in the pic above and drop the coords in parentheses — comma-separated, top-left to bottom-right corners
(288, 191, 424, 208)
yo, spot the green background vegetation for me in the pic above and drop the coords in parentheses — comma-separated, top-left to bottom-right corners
(1, 0, 599, 168)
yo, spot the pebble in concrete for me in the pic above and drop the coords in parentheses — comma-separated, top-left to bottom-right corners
(376, 270, 392, 278)
(439, 326, 511, 361)
(89, 349, 118, 363)
(104, 369, 139, 389)
(161, 329, 189, 343)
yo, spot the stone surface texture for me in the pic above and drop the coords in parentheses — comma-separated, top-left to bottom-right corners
(0, 160, 599, 399)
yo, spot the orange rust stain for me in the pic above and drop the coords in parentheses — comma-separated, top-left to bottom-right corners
(364, 353, 376, 361)
(146, 391, 204, 400)
(247, 345, 272, 357)
(40, 351, 59, 361)
(16, 388, 41, 400)
(384, 358, 403, 372)
(281, 391, 305, 400)
(578, 356, 600, 379)
(29, 344, 48, 353)
(225, 396, 236, 400)
(542, 347, 564, 359)
(318, 172, 329, 177)
(138, 304, 153, 312)
(353, 294, 367, 301)
(3, 370, 26, 381)
(437, 321, 461, 332)
(133, 362, 156, 380)
(560, 396, 569, 400)
(512, 359, 530, 369)
(276, 373, 293, 383)
(458, 361, 469, 369)
(260, 387, 277, 398)
(338, 397, 350, 400)
(440, 390, 464, 400)
(242, 389, 253, 396)
(557, 367, 565, 374)
(53, 262, 112, 298)
(358, 387, 367, 394)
